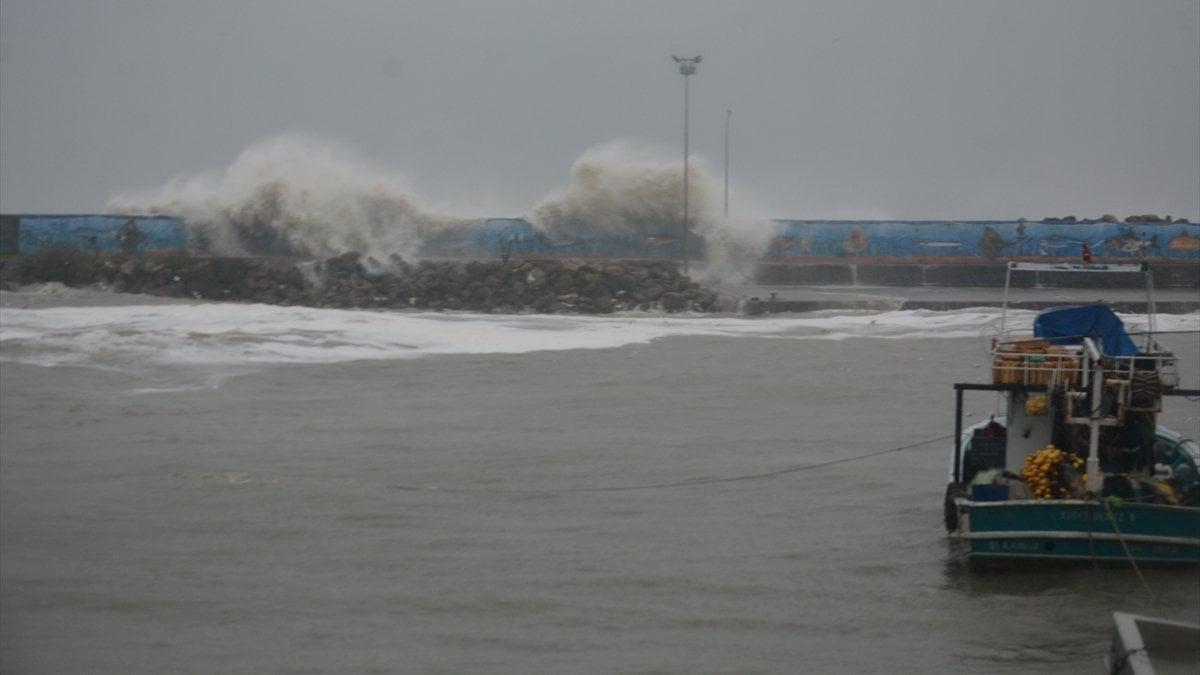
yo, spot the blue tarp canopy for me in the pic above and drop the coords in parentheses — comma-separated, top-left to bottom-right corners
(1033, 305, 1137, 357)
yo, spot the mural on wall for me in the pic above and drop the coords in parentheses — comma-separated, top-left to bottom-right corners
(842, 228, 868, 255)
(418, 218, 694, 259)
(420, 220, 1198, 262)
(764, 221, 1199, 262)
(3, 214, 1197, 262)
(978, 226, 1019, 258)
(12, 215, 188, 254)
(1168, 230, 1200, 252)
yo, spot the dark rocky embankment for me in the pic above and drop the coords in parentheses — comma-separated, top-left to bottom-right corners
(0, 251, 720, 314)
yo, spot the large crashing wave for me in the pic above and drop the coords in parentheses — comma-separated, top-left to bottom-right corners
(527, 142, 772, 282)
(528, 142, 705, 239)
(106, 135, 465, 264)
(106, 135, 773, 281)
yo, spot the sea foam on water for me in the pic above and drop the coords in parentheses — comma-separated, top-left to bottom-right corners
(4, 302, 1196, 374)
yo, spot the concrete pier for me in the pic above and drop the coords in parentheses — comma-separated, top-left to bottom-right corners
(720, 284, 1200, 315)
(755, 262, 1199, 289)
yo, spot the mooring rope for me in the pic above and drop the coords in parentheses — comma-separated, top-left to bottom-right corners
(389, 433, 956, 495)
(1102, 497, 1157, 602)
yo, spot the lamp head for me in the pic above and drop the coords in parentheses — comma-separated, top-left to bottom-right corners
(672, 55, 701, 76)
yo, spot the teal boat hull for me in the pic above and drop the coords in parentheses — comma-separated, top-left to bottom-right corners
(956, 500, 1200, 564)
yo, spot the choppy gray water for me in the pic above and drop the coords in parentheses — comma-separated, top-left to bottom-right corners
(1, 290, 1197, 673)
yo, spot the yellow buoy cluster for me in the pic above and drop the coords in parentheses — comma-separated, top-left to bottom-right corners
(1019, 444, 1085, 499)
(1023, 394, 1048, 416)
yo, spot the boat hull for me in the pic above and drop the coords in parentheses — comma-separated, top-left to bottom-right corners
(953, 499, 1200, 564)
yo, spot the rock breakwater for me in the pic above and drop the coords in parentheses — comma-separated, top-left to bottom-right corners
(0, 251, 719, 314)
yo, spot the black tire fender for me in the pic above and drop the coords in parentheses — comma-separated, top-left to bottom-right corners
(943, 482, 967, 532)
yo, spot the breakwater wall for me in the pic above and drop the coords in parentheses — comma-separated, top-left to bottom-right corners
(0, 214, 187, 255)
(3, 215, 1196, 288)
(765, 219, 1197, 262)
(0, 250, 718, 314)
(742, 297, 1200, 315)
(4, 215, 1197, 260)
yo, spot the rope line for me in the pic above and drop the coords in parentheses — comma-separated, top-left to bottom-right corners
(389, 433, 956, 495)
(1102, 497, 1157, 603)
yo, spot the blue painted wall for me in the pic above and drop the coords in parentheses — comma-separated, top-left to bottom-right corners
(421, 219, 1199, 261)
(13, 215, 187, 254)
(765, 220, 1200, 261)
(419, 219, 687, 259)
(3, 215, 1196, 262)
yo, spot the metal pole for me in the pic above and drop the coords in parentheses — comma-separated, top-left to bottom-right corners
(1144, 267, 1156, 351)
(682, 73, 690, 275)
(671, 55, 699, 276)
(999, 262, 1013, 336)
(1086, 355, 1103, 489)
(953, 386, 964, 484)
(720, 107, 729, 216)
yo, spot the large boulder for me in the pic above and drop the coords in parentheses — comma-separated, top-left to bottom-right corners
(325, 251, 364, 276)
(660, 292, 687, 311)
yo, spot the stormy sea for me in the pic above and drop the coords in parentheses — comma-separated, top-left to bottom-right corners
(1, 285, 1197, 673)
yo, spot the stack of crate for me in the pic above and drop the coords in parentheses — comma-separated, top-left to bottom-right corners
(992, 338, 1082, 386)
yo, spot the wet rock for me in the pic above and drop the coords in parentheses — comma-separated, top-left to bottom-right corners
(660, 292, 687, 311)
(326, 251, 364, 276)
(3, 252, 717, 315)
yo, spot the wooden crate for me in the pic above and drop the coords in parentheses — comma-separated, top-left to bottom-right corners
(992, 355, 1023, 384)
(1012, 338, 1050, 353)
(992, 353, 1082, 386)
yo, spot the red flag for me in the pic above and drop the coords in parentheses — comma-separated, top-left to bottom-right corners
(1081, 243, 1093, 263)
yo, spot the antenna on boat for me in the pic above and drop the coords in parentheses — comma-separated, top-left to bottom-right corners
(999, 262, 1014, 336)
(1142, 261, 1156, 352)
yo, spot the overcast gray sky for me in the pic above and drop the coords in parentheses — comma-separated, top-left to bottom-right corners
(1, 0, 1197, 220)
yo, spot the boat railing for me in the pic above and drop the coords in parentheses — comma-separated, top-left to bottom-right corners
(990, 336, 1179, 391)
(1104, 350, 1181, 390)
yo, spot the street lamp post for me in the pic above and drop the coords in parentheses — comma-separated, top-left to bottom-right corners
(672, 55, 700, 275)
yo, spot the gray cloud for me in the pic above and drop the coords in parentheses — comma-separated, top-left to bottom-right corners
(1, 0, 1197, 220)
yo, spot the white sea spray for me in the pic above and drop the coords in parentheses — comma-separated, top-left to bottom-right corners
(106, 135, 775, 283)
(528, 141, 774, 284)
(106, 135, 466, 264)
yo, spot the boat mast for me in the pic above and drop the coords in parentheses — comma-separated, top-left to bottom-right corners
(1084, 339, 1104, 488)
(1143, 264, 1156, 352)
(999, 262, 1013, 336)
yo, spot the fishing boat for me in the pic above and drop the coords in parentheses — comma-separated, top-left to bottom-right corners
(944, 262, 1200, 564)
(1105, 612, 1199, 674)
